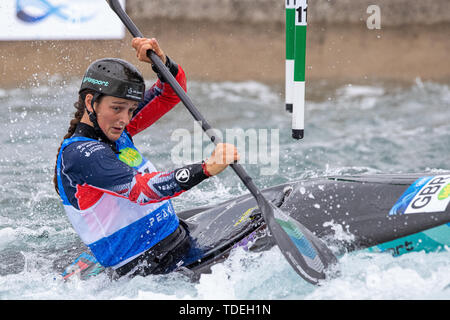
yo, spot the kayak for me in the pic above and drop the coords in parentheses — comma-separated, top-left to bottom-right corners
(56, 172, 450, 281)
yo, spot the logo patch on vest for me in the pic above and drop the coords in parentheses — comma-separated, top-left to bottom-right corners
(119, 147, 143, 168)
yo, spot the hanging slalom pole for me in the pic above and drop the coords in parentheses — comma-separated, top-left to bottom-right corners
(285, 0, 296, 113)
(292, 0, 308, 140)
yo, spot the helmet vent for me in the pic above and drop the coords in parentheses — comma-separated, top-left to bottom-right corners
(97, 64, 110, 73)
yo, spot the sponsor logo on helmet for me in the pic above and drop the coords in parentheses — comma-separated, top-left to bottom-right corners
(126, 87, 143, 100)
(83, 76, 109, 87)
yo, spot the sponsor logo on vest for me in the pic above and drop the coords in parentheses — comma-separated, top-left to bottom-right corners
(118, 147, 143, 168)
(148, 205, 174, 227)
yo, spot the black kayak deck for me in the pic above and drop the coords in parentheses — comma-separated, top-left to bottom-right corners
(57, 172, 450, 280)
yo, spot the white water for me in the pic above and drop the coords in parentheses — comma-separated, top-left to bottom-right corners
(0, 78, 449, 299)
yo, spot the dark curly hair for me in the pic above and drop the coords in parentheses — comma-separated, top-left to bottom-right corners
(53, 90, 102, 195)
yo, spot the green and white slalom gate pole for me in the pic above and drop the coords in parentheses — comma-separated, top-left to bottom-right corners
(292, 0, 307, 140)
(285, 0, 295, 113)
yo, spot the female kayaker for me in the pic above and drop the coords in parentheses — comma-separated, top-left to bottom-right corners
(53, 37, 239, 278)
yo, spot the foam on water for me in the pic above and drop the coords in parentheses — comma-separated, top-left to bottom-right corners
(0, 78, 449, 299)
(2, 245, 448, 299)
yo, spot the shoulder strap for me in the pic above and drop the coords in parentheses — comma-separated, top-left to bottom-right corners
(56, 137, 98, 205)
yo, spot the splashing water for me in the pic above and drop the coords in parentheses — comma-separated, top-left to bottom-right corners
(0, 77, 449, 299)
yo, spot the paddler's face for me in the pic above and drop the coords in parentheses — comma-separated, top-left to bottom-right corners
(87, 94, 138, 141)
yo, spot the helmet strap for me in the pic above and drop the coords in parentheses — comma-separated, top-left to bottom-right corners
(86, 92, 101, 130)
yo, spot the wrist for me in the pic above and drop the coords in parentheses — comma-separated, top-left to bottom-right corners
(174, 162, 210, 191)
(151, 55, 179, 83)
(203, 158, 228, 176)
(201, 160, 213, 177)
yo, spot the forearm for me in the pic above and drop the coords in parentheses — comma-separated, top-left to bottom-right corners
(118, 162, 210, 205)
(152, 55, 180, 85)
(126, 57, 187, 136)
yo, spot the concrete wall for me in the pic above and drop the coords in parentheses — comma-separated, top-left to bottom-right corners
(127, 0, 450, 26)
(1, 0, 449, 88)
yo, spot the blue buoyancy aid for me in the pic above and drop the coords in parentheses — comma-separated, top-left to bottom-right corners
(56, 131, 179, 268)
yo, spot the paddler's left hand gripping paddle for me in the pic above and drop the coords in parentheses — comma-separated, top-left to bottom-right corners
(105, 0, 338, 285)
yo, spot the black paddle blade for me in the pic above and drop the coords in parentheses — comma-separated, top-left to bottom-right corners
(262, 200, 338, 285)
